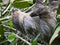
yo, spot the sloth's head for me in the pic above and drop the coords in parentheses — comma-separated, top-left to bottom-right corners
(11, 8, 21, 16)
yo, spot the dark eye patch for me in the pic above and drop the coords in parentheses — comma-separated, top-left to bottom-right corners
(11, 8, 19, 13)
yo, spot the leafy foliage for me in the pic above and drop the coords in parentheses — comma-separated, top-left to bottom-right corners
(7, 33, 15, 42)
(0, 0, 60, 45)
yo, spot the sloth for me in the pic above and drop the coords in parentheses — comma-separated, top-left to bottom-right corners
(11, 0, 60, 45)
(11, 8, 40, 37)
(11, 8, 56, 44)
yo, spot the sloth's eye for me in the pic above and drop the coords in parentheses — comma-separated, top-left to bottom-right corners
(12, 8, 19, 13)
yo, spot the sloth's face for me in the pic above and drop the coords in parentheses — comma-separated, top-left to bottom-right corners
(11, 8, 21, 17)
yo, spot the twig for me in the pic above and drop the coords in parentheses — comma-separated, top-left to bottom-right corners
(2, 3, 11, 15)
(13, 33, 31, 45)
(0, 16, 12, 21)
(0, 40, 8, 44)
(25, 3, 36, 12)
(1, 24, 16, 31)
(4, 32, 31, 45)
(2, 19, 11, 23)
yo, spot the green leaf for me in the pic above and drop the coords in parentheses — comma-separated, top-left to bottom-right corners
(15, 0, 22, 1)
(0, 26, 4, 42)
(45, 0, 49, 5)
(8, 20, 14, 27)
(12, 1, 29, 8)
(0, 0, 2, 2)
(12, 0, 33, 8)
(56, 14, 60, 23)
(57, 18, 60, 22)
(0, 22, 4, 42)
(10, 39, 17, 45)
(57, 4, 60, 14)
(49, 26, 60, 45)
(7, 33, 15, 42)
(23, 0, 33, 4)
(0, 4, 2, 7)
(55, 23, 60, 29)
(15, 0, 33, 3)
(31, 33, 41, 45)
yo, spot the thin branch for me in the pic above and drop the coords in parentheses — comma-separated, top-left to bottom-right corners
(0, 40, 8, 44)
(2, 3, 11, 15)
(4, 32, 31, 45)
(25, 3, 36, 12)
(13, 33, 31, 45)
(0, 16, 12, 21)
(1, 24, 16, 31)
(2, 19, 11, 23)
